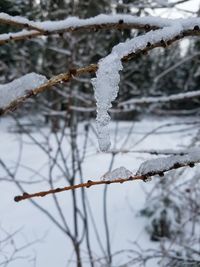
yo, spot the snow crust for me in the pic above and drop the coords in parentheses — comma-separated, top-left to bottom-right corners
(0, 73, 47, 108)
(136, 149, 200, 176)
(101, 166, 133, 181)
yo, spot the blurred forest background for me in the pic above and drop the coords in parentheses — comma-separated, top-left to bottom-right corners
(1, 0, 200, 267)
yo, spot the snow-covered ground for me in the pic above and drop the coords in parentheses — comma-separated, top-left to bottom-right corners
(0, 115, 198, 267)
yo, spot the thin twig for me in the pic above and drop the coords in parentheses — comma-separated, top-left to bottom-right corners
(14, 158, 199, 202)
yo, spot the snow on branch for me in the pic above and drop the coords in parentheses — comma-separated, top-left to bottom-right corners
(0, 13, 170, 45)
(0, 30, 39, 45)
(0, 64, 98, 115)
(0, 73, 47, 109)
(109, 147, 200, 156)
(0, 12, 45, 32)
(0, 13, 200, 45)
(136, 149, 200, 176)
(119, 89, 200, 107)
(0, 13, 171, 31)
(14, 148, 200, 202)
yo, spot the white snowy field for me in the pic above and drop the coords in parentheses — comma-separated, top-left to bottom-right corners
(0, 115, 199, 267)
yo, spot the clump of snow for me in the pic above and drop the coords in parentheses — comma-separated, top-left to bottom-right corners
(0, 73, 47, 108)
(101, 166, 133, 181)
(136, 150, 200, 176)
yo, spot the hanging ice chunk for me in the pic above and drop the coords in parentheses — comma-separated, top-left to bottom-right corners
(92, 53, 122, 151)
(101, 166, 133, 181)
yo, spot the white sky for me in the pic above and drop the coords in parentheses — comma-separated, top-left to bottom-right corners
(179, 0, 200, 13)
(148, 0, 200, 18)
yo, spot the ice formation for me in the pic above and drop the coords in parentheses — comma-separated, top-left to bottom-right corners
(101, 166, 133, 181)
(92, 54, 123, 151)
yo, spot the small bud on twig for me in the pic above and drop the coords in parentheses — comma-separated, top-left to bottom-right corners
(69, 69, 77, 77)
(194, 25, 200, 31)
(173, 163, 181, 169)
(160, 39, 167, 47)
(86, 180, 93, 188)
(145, 24, 150, 31)
(189, 163, 195, 168)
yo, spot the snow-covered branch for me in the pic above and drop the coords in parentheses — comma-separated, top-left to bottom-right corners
(109, 148, 198, 156)
(0, 13, 199, 45)
(0, 13, 170, 45)
(119, 89, 200, 107)
(136, 149, 200, 176)
(0, 13, 171, 31)
(0, 12, 45, 32)
(14, 149, 200, 202)
(0, 64, 97, 115)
